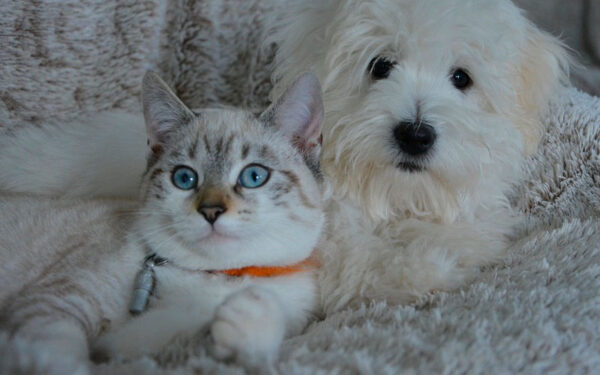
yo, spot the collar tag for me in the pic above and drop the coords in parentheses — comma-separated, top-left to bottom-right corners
(129, 254, 166, 315)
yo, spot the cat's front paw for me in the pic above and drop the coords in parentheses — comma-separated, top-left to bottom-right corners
(0, 334, 90, 375)
(210, 286, 286, 367)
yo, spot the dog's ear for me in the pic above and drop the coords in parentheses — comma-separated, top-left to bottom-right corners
(261, 72, 324, 158)
(513, 25, 570, 155)
(142, 72, 195, 154)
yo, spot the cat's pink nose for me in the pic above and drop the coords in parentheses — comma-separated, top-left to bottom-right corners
(198, 205, 226, 224)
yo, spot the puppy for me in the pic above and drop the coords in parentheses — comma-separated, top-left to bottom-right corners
(268, 0, 570, 312)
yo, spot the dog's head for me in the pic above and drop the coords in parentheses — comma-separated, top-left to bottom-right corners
(270, 0, 569, 222)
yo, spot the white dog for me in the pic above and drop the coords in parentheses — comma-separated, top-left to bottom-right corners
(0, 0, 569, 314)
(267, 0, 570, 312)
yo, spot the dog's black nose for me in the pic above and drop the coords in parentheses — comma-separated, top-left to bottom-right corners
(394, 121, 436, 156)
(198, 205, 226, 224)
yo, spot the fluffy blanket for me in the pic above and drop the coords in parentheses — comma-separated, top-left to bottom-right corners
(1, 1, 599, 374)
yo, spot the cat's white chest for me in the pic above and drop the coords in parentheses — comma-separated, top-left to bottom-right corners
(150, 266, 247, 312)
(95, 259, 317, 360)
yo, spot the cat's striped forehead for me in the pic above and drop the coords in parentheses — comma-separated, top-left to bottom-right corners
(158, 108, 300, 180)
(199, 109, 285, 165)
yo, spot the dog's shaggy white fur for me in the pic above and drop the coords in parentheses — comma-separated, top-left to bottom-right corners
(268, 0, 571, 312)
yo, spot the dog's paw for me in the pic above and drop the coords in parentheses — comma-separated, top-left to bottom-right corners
(210, 286, 286, 366)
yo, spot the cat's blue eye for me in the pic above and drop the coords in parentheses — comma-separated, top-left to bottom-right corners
(238, 164, 271, 189)
(171, 166, 198, 190)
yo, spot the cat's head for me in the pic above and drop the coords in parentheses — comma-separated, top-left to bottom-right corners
(135, 72, 326, 270)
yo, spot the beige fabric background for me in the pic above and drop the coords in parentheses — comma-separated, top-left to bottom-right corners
(516, 0, 600, 95)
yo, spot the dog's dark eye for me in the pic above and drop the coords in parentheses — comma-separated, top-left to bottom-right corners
(451, 68, 472, 90)
(368, 56, 395, 80)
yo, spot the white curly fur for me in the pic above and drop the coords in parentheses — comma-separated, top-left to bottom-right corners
(267, 0, 570, 312)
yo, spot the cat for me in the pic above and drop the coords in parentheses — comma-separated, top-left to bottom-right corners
(0, 71, 326, 374)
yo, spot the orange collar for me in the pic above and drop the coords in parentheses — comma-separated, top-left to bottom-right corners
(212, 254, 319, 278)
(130, 252, 319, 315)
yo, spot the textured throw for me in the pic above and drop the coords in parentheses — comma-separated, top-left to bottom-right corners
(1, 1, 599, 374)
(0, 0, 278, 133)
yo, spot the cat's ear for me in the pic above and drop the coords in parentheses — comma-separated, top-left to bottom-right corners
(142, 72, 195, 153)
(262, 72, 324, 156)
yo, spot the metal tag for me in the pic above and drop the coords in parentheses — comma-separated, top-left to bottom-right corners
(128, 254, 166, 315)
